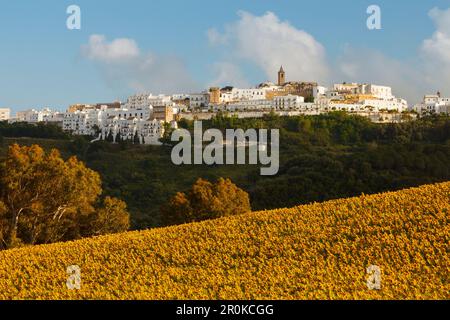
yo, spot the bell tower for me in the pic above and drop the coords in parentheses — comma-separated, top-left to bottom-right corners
(278, 66, 285, 86)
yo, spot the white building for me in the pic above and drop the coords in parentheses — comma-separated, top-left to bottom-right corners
(63, 110, 100, 136)
(413, 94, 450, 115)
(123, 94, 153, 110)
(325, 91, 345, 100)
(423, 94, 450, 105)
(359, 84, 393, 99)
(16, 109, 42, 122)
(230, 88, 268, 101)
(439, 104, 450, 114)
(219, 91, 234, 103)
(360, 98, 408, 112)
(147, 94, 174, 107)
(103, 106, 151, 120)
(101, 117, 164, 145)
(225, 99, 273, 111)
(0, 108, 10, 121)
(332, 83, 394, 100)
(313, 86, 328, 99)
(9, 108, 61, 123)
(273, 95, 305, 110)
(62, 104, 154, 136)
(172, 94, 190, 101)
(215, 87, 273, 104)
(322, 83, 407, 112)
(333, 83, 359, 94)
(43, 112, 65, 123)
(189, 92, 209, 109)
(11, 96, 166, 143)
(60, 94, 167, 143)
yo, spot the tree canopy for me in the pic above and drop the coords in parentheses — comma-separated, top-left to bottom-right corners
(0, 144, 129, 249)
(1, 114, 449, 231)
(161, 178, 251, 225)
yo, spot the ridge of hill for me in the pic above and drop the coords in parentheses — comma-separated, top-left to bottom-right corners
(0, 182, 448, 300)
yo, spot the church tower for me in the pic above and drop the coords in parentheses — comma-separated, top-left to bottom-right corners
(278, 66, 285, 86)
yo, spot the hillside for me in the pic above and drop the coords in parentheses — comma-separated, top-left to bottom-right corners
(0, 182, 449, 300)
(2, 114, 450, 230)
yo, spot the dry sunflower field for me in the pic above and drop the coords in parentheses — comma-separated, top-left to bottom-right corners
(0, 182, 448, 300)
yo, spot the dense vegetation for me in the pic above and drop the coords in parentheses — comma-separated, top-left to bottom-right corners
(0, 144, 129, 249)
(1, 113, 449, 229)
(160, 178, 251, 226)
(1, 182, 448, 299)
(0, 122, 69, 140)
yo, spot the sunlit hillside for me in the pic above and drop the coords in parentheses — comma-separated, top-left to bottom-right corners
(0, 182, 448, 300)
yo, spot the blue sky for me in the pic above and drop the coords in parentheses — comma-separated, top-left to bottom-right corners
(1, 0, 450, 113)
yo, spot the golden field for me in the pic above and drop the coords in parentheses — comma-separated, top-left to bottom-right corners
(0, 182, 449, 300)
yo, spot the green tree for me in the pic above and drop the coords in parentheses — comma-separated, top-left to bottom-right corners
(161, 178, 251, 226)
(115, 132, 122, 143)
(134, 132, 140, 145)
(159, 122, 175, 146)
(82, 197, 130, 236)
(304, 96, 314, 103)
(0, 144, 130, 249)
(106, 131, 114, 142)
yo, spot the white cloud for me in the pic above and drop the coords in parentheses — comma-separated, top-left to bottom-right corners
(207, 28, 228, 46)
(208, 11, 330, 84)
(81, 35, 140, 63)
(81, 34, 198, 95)
(421, 7, 450, 87)
(81, 8, 450, 104)
(427, 7, 450, 39)
(209, 62, 250, 88)
(335, 7, 450, 104)
(336, 46, 424, 103)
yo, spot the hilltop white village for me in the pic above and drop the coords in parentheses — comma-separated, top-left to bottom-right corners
(1, 67, 449, 145)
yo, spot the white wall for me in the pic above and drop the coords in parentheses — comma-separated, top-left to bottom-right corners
(273, 95, 305, 109)
(0, 108, 10, 121)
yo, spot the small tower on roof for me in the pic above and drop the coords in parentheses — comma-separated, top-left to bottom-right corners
(278, 65, 286, 86)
